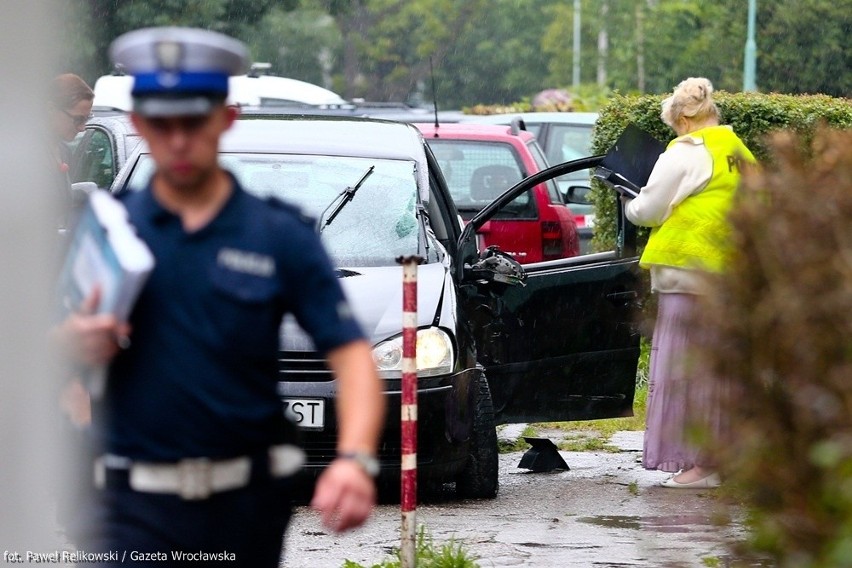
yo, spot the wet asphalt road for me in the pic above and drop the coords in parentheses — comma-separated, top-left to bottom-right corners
(281, 431, 759, 568)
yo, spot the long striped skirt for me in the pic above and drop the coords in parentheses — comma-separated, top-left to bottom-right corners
(642, 292, 722, 473)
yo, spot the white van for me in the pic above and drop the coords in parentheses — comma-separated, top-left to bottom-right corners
(92, 65, 348, 111)
(228, 74, 347, 108)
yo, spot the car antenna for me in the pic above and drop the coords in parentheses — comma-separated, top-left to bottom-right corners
(430, 56, 440, 138)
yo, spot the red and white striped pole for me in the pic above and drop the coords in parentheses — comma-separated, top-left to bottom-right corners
(398, 255, 422, 568)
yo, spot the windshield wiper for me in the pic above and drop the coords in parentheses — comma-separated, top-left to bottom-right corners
(318, 166, 375, 233)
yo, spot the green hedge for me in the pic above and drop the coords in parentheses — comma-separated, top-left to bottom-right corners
(590, 92, 852, 252)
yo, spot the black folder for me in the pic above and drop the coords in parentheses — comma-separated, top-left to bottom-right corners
(593, 124, 666, 198)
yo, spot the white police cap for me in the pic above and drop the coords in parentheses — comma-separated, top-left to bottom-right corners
(109, 27, 249, 117)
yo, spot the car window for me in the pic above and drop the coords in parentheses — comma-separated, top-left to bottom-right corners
(426, 139, 534, 219)
(526, 141, 563, 204)
(126, 154, 426, 267)
(71, 128, 116, 189)
(523, 123, 543, 137)
(547, 124, 593, 164)
(125, 134, 143, 158)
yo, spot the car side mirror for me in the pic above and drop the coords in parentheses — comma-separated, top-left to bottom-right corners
(467, 246, 526, 287)
(563, 184, 591, 205)
(70, 181, 98, 207)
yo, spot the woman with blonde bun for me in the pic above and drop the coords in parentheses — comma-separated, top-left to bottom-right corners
(624, 77, 755, 488)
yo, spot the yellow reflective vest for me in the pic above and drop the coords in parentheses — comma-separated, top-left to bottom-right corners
(639, 126, 755, 273)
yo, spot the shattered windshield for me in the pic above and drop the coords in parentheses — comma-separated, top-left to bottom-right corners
(126, 154, 422, 267)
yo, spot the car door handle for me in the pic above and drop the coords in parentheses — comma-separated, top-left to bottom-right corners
(606, 290, 638, 302)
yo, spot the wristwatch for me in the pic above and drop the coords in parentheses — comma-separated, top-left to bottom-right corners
(337, 451, 380, 477)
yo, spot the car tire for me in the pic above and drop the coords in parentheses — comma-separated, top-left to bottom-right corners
(455, 372, 499, 499)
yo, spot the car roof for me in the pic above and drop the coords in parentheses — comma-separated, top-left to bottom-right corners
(239, 105, 467, 124)
(229, 115, 426, 159)
(100, 113, 431, 161)
(413, 122, 536, 143)
(459, 111, 599, 126)
(131, 115, 434, 201)
(86, 113, 134, 130)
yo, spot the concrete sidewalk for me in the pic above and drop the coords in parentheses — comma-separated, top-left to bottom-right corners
(283, 431, 764, 567)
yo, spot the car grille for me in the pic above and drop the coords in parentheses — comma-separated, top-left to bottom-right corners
(277, 351, 418, 465)
(278, 351, 333, 382)
(296, 439, 408, 467)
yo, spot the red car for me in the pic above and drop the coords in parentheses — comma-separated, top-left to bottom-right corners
(415, 122, 579, 263)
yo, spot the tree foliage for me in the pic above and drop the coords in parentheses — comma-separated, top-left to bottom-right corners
(434, 0, 553, 108)
(759, 0, 851, 97)
(57, 0, 282, 85)
(332, 0, 488, 102)
(247, 6, 340, 89)
(61, 0, 851, 104)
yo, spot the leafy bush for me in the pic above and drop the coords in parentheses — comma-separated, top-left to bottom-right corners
(460, 83, 613, 114)
(590, 92, 852, 253)
(694, 127, 852, 567)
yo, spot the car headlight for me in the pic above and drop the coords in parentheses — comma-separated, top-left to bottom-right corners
(373, 327, 454, 378)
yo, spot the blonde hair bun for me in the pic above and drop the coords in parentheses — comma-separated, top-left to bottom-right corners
(675, 77, 714, 115)
(661, 76, 718, 127)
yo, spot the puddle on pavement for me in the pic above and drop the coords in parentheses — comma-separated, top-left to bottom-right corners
(577, 514, 720, 533)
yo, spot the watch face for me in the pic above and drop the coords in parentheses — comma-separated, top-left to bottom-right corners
(340, 452, 379, 477)
(361, 456, 380, 477)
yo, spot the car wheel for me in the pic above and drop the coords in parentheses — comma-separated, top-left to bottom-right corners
(455, 372, 499, 499)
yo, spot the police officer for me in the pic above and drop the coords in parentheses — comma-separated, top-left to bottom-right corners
(57, 27, 385, 566)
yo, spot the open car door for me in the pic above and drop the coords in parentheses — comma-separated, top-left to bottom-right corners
(457, 156, 642, 424)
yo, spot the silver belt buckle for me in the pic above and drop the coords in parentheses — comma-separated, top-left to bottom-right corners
(178, 458, 212, 500)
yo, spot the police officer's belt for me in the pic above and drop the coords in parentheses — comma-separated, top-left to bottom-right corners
(94, 445, 305, 500)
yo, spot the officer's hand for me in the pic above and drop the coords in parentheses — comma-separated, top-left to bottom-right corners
(310, 458, 376, 533)
(54, 288, 132, 366)
(60, 378, 91, 427)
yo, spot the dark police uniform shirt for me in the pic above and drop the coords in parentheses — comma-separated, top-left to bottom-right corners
(94, 174, 365, 462)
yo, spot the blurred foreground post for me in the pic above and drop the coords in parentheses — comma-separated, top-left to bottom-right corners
(0, 0, 63, 554)
(397, 256, 422, 568)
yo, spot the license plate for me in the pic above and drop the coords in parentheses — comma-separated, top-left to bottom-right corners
(283, 398, 325, 429)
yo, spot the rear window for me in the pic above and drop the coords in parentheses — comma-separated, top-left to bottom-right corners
(426, 139, 531, 216)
